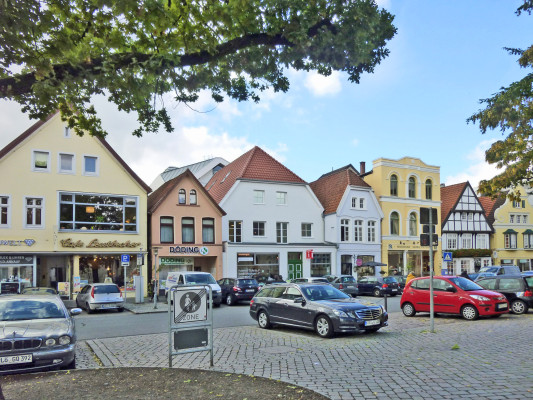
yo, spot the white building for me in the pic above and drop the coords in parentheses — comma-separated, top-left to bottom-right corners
(205, 146, 336, 280)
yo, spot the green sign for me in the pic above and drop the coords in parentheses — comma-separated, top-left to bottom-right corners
(159, 257, 193, 266)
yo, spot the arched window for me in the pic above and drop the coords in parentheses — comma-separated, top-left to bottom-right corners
(408, 177, 416, 198)
(390, 212, 399, 235)
(178, 189, 186, 204)
(190, 189, 197, 205)
(425, 179, 432, 200)
(390, 175, 398, 197)
(409, 213, 417, 236)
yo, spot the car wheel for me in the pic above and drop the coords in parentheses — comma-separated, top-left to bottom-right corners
(257, 310, 272, 329)
(373, 289, 381, 297)
(86, 303, 93, 314)
(461, 304, 479, 321)
(511, 299, 528, 315)
(315, 315, 334, 338)
(402, 302, 416, 317)
(226, 294, 234, 306)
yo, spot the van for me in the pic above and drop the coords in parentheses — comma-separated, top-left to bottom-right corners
(478, 265, 521, 276)
(164, 271, 222, 306)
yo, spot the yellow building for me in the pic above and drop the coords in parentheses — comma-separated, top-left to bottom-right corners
(0, 113, 151, 297)
(482, 186, 533, 271)
(362, 157, 442, 276)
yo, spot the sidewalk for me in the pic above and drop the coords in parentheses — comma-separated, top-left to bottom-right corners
(63, 296, 168, 314)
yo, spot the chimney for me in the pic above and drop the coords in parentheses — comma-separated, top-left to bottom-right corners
(359, 161, 366, 175)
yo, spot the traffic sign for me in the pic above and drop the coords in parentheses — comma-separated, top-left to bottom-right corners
(121, 254, 130, 266)
(443, 252, 453, 262)
(173, 287, 207, 324)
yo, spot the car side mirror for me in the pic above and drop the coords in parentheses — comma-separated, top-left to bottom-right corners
(446, 287, 457, 293)
(70, 308, 83, 316)
(294, 297, 305, 305)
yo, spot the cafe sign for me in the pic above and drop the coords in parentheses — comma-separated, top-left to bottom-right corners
(60, 238, 141, 249)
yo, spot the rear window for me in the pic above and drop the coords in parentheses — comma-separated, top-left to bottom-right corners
(237, 279, 258, 286)
(341, 276, 355, 283)
(312, 278, 329, 283)
(525, 276, 533, 288)
(479, 267, 499, 274)
(383, 277, 398, 284)
(498, 278, 522, 291)
(94, 285, 120, 294)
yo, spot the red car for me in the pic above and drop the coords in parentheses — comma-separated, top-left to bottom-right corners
(400, 276, 509, 320)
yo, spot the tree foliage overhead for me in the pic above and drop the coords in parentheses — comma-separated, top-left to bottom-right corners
(468, 1, 533, 199)
(0, 0, 396, 138)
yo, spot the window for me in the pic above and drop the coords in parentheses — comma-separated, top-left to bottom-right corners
(425, 179, 432, 200)
(354, 220, 363, 242)
(182, 217, 195, 243)
(462, 234, 472, 249)
(25, 197, 44, 228)
(301, 223, 312, 238)
(510, 215, 514, 223)
(160, 217, 174, 243)
(64, 127, 71, 138)
(504, 233, 517, 249)
(524, 215, 529, 224)
(190, 190, 197, 205)
(229, 220, 242, 243)
(351, 197, 357, 208)
(409, 213, 417, 236)
(390, 212, 399, 235)
(525, 234, 533, 249)
(359, 198, 365, 209)
(253, 221, 265, 236)
(276, 222, 288, 243)
(253, 190, 265, 204)
(59, 192, 138, 231)
(460, 259, 470, 271)
(468, 213, 473, 221)
(58, 153, 74, 173)
(390, 175, 398, 197)
(178, 189, 186, 204)
(202, 218, 214, 243)
(341, 219, 349, 242)
(32, 150, 50, 172)
(461, 213, 467, 221)
(367, 221, 376, 242)
(476, 234, 487, 249)
(276, 192, 287, 205)
(408, 177, 416, 198)
(0, 196, 10, 227)
(310, 253, 331, 277)
(447, 234, 457, 250)
(83, 156, 98, 176)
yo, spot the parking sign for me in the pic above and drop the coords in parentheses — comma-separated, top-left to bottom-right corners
(121, 254, 130, 266)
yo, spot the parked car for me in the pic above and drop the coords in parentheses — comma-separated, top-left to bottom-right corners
(330, 275, 359, 297)
(218, 278, 259, 306)
(322, 275, 337, 283)
(400, 276, 509, 320)
(292, 277, 330, 284)
(471, 272, 497, 282)
(357, 276, 400, 297)
(249, 283, 388, 338)
(0, 294, 82, 374)
(393, 275, 407, 292)
(476, 275, 533, 314)
(522, 271, 533, 277)
(21, 287, 59, 295)
(75, 283, 125, 313)
(0, 281, 31, 295)
(478, 265, 521, 276)
(165, 271, 222, 306)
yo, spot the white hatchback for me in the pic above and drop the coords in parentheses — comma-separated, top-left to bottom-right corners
(76, 283, 125, 313)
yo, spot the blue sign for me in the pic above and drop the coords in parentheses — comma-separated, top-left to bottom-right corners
(121, 254, 131, 264)
(443, 252, 453, 262)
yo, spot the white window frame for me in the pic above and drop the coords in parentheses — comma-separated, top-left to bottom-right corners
(253, 221, 265, 237)
(367, 220, 376, 242)
(505, 233, 517, 249)
(351, 197, 357, 209)
(276, 191, 287, 206)
(229, 220, 242, 243)
(83, 155, 99, 176)
(461, 234, 472, 249)
(476, 234, 488, 249)
(301, 223, 312, 238)
(354, 220, 363, 242)
(32, 150, 50, 172)
(341, 219, 350, 242)
(359, 198, 365, 209)
(64, 126, 71, 138)
(253, 190, 265, 205)
(58, 152, 75, 174)
(0, 195, 11, 228)
(447, 234, 457, 250)
(24, 196, 45, 229)
(276, 222, 288, 244)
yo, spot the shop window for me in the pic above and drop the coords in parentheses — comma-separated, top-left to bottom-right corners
(25, 197, 44, 228)
(0, 196, 10, 227)
(425, 179, 432, 200)
(182, 217, 195, 243)
(301, 223, 312, 238)
(160, 217, 174, 243)
(390, 175, 398, 197)
(229, 220, 242, 243)
(408, 177, 416, 198)
(202, 218, 215, 243)
(189, 190, 197, 205)
(178, 189, 186, 204)
(276, 222, 288, 244)
(390, 212, 399, 235)
(32, 150, 50, 172)
(310, 253, 331, 277)
(83, 155, 98, 176)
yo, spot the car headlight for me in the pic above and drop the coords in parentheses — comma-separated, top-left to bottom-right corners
(45, 338, 57, 346)
(58, 336, 72, 345)
(332, 309, 349, 318)
(470, 294, 490, 301)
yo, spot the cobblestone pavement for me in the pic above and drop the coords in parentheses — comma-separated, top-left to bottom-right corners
(76, 312, 533, 400)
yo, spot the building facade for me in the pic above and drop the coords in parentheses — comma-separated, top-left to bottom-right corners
(440, 182, 493, 274)
(0, 114, 150, 297)
(362, 157, 442, 276)
(310, 165, 383, 278)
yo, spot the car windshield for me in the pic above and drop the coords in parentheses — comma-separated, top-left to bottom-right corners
(237, 279, 258, 285)
(185, 274, 216, 285)
(94, 285, 120, 294)
(0, 299, 65, 321)
(448, 277, 484, 291)
(479, 267, 499, 274)
(301, 285, 350, 301)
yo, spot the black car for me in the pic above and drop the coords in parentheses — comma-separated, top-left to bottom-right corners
(476, 275, 533, 314)
(393, 275, 407, 292)
(218, 278, 259, 306)
(357, 276, 400, 297)
(330, 275, 359, 297)
(249, 283, 388, 338)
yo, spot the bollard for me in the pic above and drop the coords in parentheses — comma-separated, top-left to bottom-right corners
(384, 293, 388, 312)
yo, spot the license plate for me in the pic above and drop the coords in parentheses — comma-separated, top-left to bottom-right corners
(391, 289, 398, 292)
(497, 303, 507, 310)
(100, 304, 114, 309)
(246, 289, 254, 293)
(364, 319, 380, 326)
(0, 354, 32, 365)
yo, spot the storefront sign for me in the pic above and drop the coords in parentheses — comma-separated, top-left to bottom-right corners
(73, 276, 81, 292)
(169, 246, 208, 254)
(57, 282, 70, 296)
(60, 238, 141, 248)
(159, 257, 194, 266)
(0, 255, 33, 265)
(306, 250, 314, 259)
(388, 243, 424, 250)
(0, 239, 36, 247)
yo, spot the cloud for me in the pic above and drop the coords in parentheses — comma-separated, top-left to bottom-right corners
(304, 71, 342, 96)
(444, 139, 499, 190)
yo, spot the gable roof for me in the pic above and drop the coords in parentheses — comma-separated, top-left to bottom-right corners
(310, 165, 370, 214)
(151, 157, 229, 189)
(0, 113, 152, 193)
(479, 195, 506, 225)
(440, 182, 468, 224)
(148, 169, 226, 215)
(205, 146, 306, 204)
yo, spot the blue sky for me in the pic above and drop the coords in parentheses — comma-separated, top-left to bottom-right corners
(1, 1, 532, 189)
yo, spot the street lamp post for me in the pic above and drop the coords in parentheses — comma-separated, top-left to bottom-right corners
(153, 247, 160, 309)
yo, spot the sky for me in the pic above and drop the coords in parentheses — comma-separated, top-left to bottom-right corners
(1, 1, 533, 189)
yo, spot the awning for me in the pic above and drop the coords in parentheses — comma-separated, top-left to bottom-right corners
(523, 229, 533, 235)
(503, 229, 517, 234)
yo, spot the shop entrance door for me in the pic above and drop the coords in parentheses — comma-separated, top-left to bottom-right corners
(287, 253, 302, 280)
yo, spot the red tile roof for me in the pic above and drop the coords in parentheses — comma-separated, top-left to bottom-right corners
(205, 146, 306, 203)
(478, 195, 505, 225)
(310, 165, 370, 214)
(440, 182, 468, 224)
